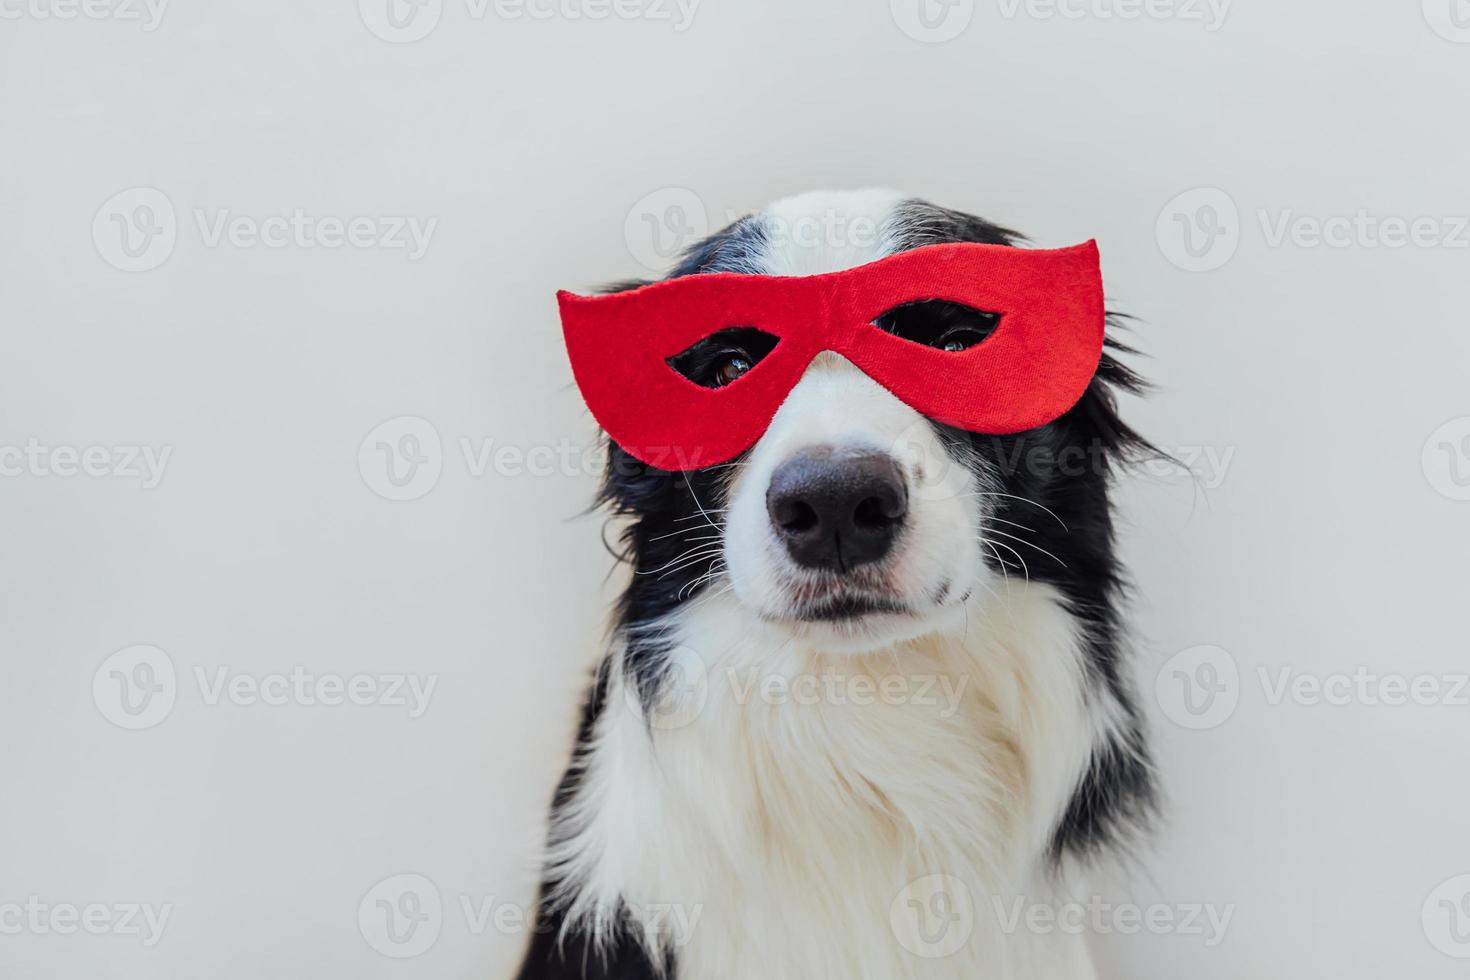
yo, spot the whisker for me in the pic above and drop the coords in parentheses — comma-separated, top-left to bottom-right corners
(983, 537, 1032, 584)
(984, 515, 1038, 535)
(981, 540, 1018, 591)
(646, 525, 721, 544)
(678, 561, 728, 601)
(641, 543, 724, 576)
(680, 474, 728, 542)
(984, 528, 1068, 569)
(966, 492, 1069, 531)
(647, 531, 725, 547)
(672, 510, 728, 523)
(649, 550, 725, 580)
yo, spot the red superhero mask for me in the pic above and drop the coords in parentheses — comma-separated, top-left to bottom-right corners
(557, 240, 1105, 470)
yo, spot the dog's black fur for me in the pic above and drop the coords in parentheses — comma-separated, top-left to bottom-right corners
(516, 200, 1156, 979)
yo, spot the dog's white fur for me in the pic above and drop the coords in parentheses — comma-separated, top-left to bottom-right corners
(548, 190, 1123, 979)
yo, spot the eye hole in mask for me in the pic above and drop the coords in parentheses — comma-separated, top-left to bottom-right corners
(667, 327, 782, 389)
(873, 299, 1003, 353)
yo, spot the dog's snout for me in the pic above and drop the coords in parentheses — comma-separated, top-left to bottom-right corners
(766, 448, 908, 571)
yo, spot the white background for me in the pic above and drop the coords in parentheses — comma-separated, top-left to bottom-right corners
(3, 0, 1469, 977)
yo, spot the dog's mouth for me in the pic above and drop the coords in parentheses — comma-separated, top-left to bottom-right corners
(794, 591, 914, 622)
(758, 566, 919, 624)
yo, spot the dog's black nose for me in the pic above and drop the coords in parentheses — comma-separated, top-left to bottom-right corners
(766, 449, 908, 571)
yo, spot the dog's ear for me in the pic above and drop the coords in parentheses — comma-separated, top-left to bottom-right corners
(594, 216, 766, 296)
(668, 214, 768, 278)
(889, 199, 1024, 250)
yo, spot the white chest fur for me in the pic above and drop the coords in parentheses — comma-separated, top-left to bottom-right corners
(547, 585, 1110, 980)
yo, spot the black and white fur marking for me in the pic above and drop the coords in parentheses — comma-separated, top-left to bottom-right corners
(517, 190, 1156, 980)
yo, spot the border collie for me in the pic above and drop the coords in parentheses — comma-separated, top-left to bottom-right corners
(517, 189, 1156, 979)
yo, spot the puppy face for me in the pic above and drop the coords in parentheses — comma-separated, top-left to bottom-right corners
(600, 190, 1140, 657)
(719, 351, 991, 652)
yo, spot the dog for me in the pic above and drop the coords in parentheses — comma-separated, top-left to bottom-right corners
(517, 189, 1156, 979)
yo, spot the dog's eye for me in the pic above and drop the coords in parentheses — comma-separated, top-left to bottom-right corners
(713, 353, 753, 387)
(937, 326, 989, 352)
(873, 300, 1001, 353)
(667, 327, 779, 389)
